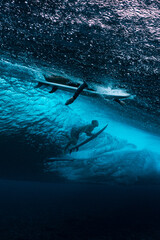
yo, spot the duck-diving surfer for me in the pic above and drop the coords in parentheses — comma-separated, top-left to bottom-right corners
(37, 74, 126, 106)
(44, 74, 88, 104)
(65, 120, 99, 151)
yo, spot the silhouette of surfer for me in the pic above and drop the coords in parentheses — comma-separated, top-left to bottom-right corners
(114, 98, 126, 106)
(44, 74, 70, 84)
(43, 74, 88, 103)
(36, 74, 127, 106)
(44, 74, 72, 93)
(35, 74, 74, 93)
(65, 120, 99, 151)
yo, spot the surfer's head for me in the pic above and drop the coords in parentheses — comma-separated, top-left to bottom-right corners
(92, 120, 99, 128)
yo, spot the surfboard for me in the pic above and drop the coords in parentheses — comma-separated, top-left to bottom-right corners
(47, 157, 74, 162)
(69, 124, 108, 153)
(34, 76, 130, 100)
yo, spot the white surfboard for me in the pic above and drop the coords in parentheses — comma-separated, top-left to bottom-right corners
(34, 76, 130, 100)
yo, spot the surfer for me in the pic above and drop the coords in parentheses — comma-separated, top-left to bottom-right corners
(35, 74, 130, 105)
(65, 81, 88, 105)
(43, 74, 71, 93)
(65, 120, 99, 151)
(44, 74, 70, 84)
(41, 74, 88, 101)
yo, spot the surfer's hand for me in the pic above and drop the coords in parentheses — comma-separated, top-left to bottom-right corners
(119, 100, 125, 106)
(65, 97, 74, 105)
(114, 99, 126, 106)
(86, 132, 94, 137)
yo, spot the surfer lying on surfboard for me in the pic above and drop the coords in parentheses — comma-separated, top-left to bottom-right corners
(44, 75, 89, 105)
(41, 75, 88, 103)
(36, 74, 129, 106)
(65, 120, 99, 152)
(65, 82, 125, 106)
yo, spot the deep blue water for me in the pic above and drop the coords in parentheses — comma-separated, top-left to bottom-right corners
(1, 180, 160, 240)
(0, 0, 160, 239)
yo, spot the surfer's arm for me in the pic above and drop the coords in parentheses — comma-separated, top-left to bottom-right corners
(114, 98, 126, 106)
(84, 128, 94, 137)
(65, 81, 88, 105)
(85, 132, 94, 137)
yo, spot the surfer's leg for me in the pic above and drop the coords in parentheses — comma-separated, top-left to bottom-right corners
(64, 137, 78, 152)
(64, 142, 71, 152)
(114, 98, 125, 106)
(73, 81, 88, 99)
(49, 86, 58, 93)
(72, 137, 78, 145)
(65, 81, 88, 105)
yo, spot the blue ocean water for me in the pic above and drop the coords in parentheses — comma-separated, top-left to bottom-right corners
(0, 0, 160, 239)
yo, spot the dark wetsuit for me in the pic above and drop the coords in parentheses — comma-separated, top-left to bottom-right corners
(72, 82, 88, 100)
(65, 81, 88, 105)
(65, 124, 95, 150)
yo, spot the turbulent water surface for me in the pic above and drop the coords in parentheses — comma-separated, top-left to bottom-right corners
(0, 0, 160, 184)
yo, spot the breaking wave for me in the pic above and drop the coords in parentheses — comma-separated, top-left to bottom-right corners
(0, 0, 160, 184)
